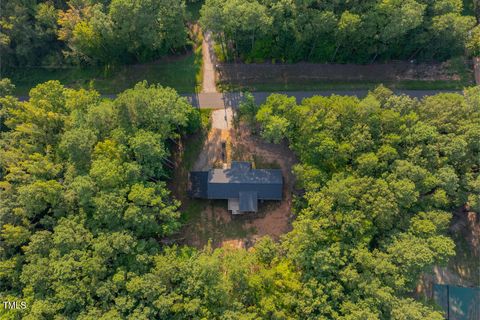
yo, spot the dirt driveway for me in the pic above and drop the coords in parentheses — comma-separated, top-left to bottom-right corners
(201, 31, 217, 93)
(193, 107, 233, 171)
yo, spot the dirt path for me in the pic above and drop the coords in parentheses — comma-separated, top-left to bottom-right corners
(201, 31, 217, 93)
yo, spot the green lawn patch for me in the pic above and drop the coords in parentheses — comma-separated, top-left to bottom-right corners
(10, 51, 202, 96)
(199, 108, 212, 129)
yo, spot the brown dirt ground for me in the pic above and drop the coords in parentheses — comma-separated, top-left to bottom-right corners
(227, 122, 298, 242)
(417, 207, 480, 298)
(217, 60, 466, 85)
(178, 112, 297, 249)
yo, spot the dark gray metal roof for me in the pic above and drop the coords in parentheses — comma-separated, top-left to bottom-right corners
(208, 163, 282, 185)
(207, 182, 282, 200)
(190, 162, 283, 201)
(190, 171, 208, 198)
(239, 191, 258, 212)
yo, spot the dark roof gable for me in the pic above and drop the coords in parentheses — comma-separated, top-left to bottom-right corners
(208, 162, 282, 185)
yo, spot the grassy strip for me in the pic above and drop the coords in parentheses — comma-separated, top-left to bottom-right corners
(194, 33, 204, 93)
(182, 109, 212, 172)
(177, 108, 212, 225)
(10, 51, 203, 96)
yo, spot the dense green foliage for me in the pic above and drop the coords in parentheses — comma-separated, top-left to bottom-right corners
(1, 81, 479, 319)
(467, 24, 480, 56)
(237, 92, 259, 132)
(254, 86, 480, 318)
(201, 0, 478, 63)
(0, 0, 188, 70)
(0, 81, 198, 318)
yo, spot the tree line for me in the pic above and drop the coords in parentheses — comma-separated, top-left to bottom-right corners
(0, 0, 190, 70)
(1, 80, 479, 318)
(2, 0, 479, 73)
(201, 0, 480, 63)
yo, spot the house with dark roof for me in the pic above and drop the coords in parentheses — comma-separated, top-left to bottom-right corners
(190, 162, 283, 214)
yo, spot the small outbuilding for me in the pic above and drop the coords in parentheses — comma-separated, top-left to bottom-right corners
(190, 161, 283, 214)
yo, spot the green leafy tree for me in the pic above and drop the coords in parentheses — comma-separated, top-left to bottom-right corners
(430, 13, 476, 59)
(467, 24, 480, 57)
(114, 82, 192, 135)
(259, 115, 289, 144)
(59, 128, 97, 172)
(200, 0, 476, 62)
(258, 87, 479, 319)
(129, 130, 168, 179)
(109, 0, 187, 62)
(238, 92, 258, 130)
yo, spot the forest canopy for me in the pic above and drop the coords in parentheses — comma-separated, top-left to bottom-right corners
(256, 86, 480, 317)
(1, 0, 479, 71)
(200, 0, 478, 63)
(0, 0, 189, 69)
(1, 80, 479, 319)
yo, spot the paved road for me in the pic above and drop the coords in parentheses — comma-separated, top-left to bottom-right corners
(17, 90, 460, 107)
(182, 90, 460, 109)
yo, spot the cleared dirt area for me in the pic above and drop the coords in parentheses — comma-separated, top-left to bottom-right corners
(439, 209, 480, 286)
(227, 121, 298, 241)
(179, 109, 297, 249)
(417, 208, 480, 298)
(216, 59, 474, 91)
(218, 60, 465, 83)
